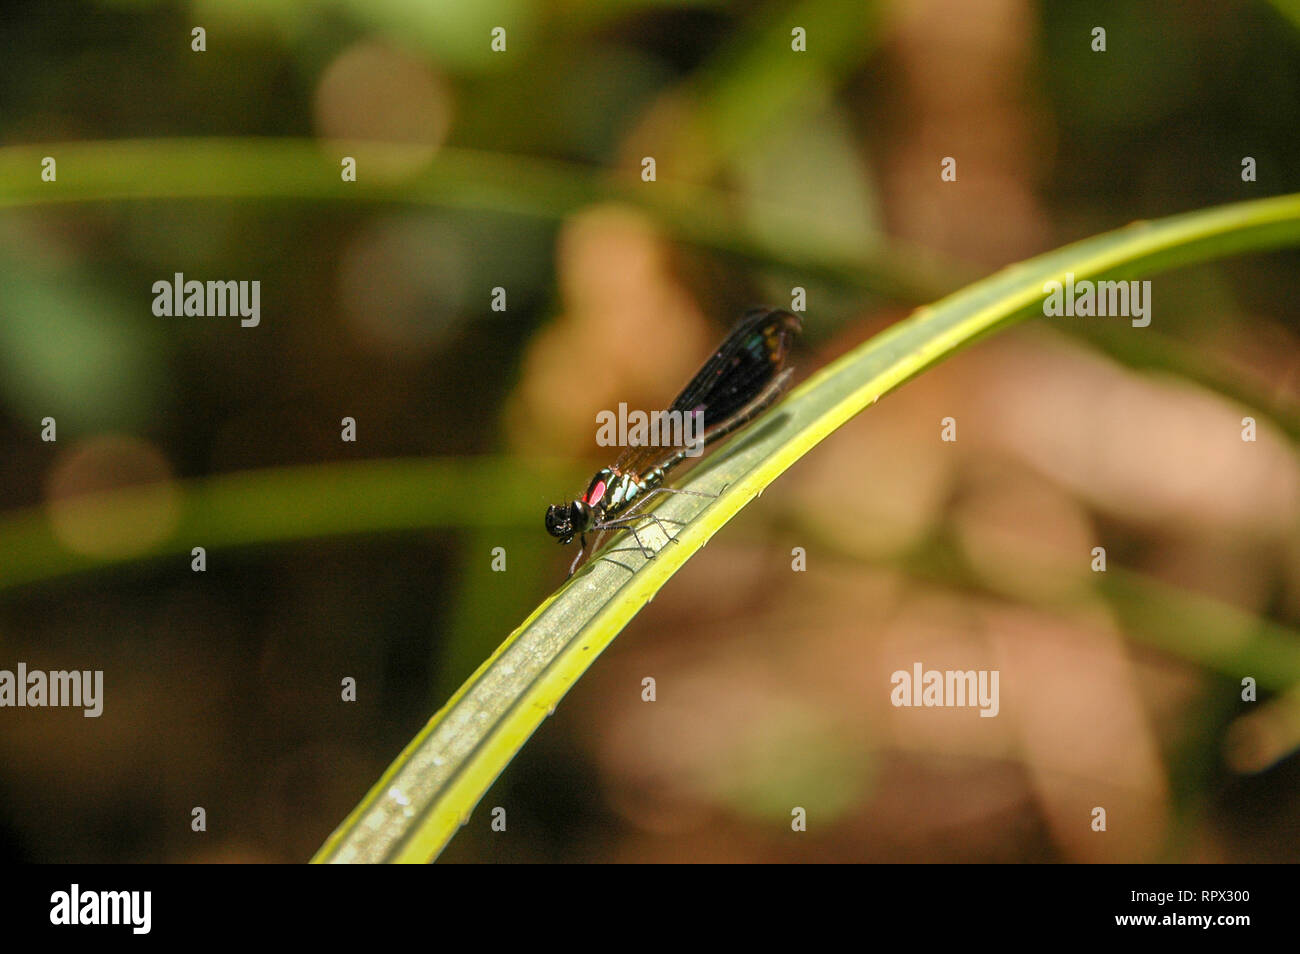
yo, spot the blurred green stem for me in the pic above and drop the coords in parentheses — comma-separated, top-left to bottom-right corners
(0, 457, 577, 591)
(0, 138, 958, 302)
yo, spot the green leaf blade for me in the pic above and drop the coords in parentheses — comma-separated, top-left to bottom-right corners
(314, 191, 1300, 862)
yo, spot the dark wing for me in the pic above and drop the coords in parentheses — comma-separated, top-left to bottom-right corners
(614, 307, 801, 475)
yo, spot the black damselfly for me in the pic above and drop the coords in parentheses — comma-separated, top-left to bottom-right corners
(545, 307, 802, 575)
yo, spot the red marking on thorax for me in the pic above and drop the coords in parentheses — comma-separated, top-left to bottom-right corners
(584, 480, 607, 507)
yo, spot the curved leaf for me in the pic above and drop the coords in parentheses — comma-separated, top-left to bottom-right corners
(312, 191, 1300, 863)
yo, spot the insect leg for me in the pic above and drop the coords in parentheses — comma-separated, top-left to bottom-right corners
(598, 512, 681, 553)
(621, 523, 656, 559)
(567, 533, 587, 577)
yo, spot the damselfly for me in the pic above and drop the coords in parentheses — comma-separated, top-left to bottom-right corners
(545, 307, 802, 575)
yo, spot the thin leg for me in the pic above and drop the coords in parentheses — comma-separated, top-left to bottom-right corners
(583, 521, 654, 560)
(596, 483, 720, 539)
(645, 486, 719, 498)
(609, 483, 730, 524)
(567, 533, 587, 577)
(573, 528, 642, 575)
(577, 487, 726, 574)
(597, 512, 683, 556)
(636, 513, 682, 548)
(599, 512, 684, 529)
(647, 513, 682, 544)
(623, 486, 718, 511)
(601, 544, 649, 562)
(621, 523, 656, 559)
(601, 511, 670, 536)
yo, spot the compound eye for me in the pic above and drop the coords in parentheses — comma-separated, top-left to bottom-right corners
(544, 504, 572, 539)
(570, 500, 592, 531)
